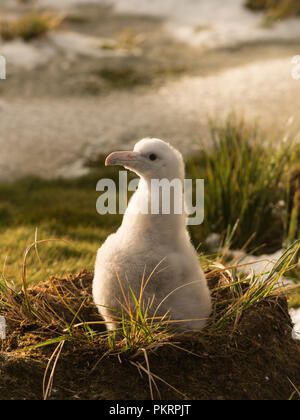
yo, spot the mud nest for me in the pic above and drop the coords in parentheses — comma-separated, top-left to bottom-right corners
(0, 270, 300, 400)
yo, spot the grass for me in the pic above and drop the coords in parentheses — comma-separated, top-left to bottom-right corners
(0, 238, 299, 400)
(187, 115, 300, 253)
(207, 240, 300, 329)
(115, 239, 300, 343)
(0, 116, 298, 292)
(2, 172, 131, 286)
(0, 10, 63, 42)
(99, 28, 145, 52)
(0, 158, 123, 286)
(2, 238, 299, 345)
(106, 262, 175, 351)
(245, 0, 300, 22)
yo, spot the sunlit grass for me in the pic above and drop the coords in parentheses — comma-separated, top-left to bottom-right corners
(187, 115, 299, 252)
(0, 159, 122, 286)
(206, 239, 300, 331)
(1, 237, 298, 353)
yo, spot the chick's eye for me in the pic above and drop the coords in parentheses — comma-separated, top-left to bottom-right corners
(149, 153, 157, 161)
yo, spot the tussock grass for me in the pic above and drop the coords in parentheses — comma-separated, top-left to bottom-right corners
(99, 28, 145, 52)
(188, 115, 299, 252)
(0, 10, 63, 42)
(245, 0, 300, 22)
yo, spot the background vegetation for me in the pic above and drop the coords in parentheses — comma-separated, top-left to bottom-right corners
(246, 0, 300, 21)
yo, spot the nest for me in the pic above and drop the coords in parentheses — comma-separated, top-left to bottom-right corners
(0, 270, 300, 400)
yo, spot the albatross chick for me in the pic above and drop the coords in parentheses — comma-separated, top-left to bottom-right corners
(93, 138, 212, 332)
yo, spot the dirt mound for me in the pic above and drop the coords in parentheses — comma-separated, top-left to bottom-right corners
(0, 270, 300, 400)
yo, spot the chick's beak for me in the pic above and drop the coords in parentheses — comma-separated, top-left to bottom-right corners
(105, 151, 142, 167)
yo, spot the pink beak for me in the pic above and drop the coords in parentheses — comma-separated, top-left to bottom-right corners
(105, 151, 141, 167)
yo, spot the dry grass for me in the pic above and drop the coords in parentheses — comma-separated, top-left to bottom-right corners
(0, 11, 64, 42)
(1, 238, 299, 352)
(1, 248, 299, 399)
(0, 117, 298, 289)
